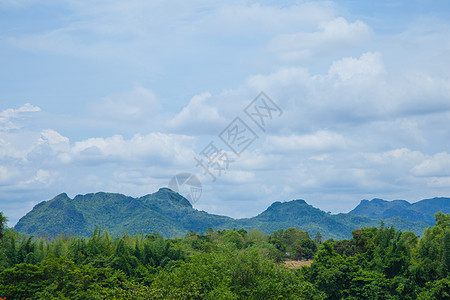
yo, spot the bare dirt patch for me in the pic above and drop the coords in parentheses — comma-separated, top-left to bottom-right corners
(283, 260, 313, 269)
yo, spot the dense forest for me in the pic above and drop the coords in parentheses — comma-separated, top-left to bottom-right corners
(0, 211, 449, 299)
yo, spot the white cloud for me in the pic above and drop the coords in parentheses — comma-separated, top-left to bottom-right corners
(269, 17, 372, 61)
(0, 103, 40, 117)
(39, 129, 70, 152)
(0, 103, 40, 131)
(221, 170, 255, 184)
(89, 86, 160, 120)
(241, 46, 450, 131)
(234, 150, 282, 171)
(394, 72, 450, 115)
(411, 152, 450, 177)
(25, 169, 53, 186)
(1, 126, 196, 195)
(364, 148, 425, 167)
(7, 1, 336, 67)
(199, 2, 334, 35)
(310, 154, 329, 161)
(165, 92, 227, 134)
(328, 51, 385, 80)
(265, 130, 348, 153)
(245, 67, 311, 92)
(69, 132, 196, 166)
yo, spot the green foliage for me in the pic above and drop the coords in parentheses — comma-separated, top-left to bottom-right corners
(269, 227, 317, 260)
(1, 211, 449, 299)
(149, 249, 325, 299)
(442, 229, 450, 275)
(222, 230, 245, 249)
(413, 212, 450, 282)
(0, 211, 6, 240)
(302, 216, 450, 299)
(314, 232, 323, 244)
(417, 277, 450, 300)
(0, 257, 151, 298)
(306, 242, 360, 299)
(333, 239, 357, 257)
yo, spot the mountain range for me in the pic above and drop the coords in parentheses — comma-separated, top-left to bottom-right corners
(14, 188, 449, 240)
(349, 197, 450, 225)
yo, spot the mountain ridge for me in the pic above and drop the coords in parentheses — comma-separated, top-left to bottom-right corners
(14, 189, 447, 240)
(350, 197, 450, 225)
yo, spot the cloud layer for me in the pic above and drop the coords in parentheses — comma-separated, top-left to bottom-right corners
(1, 0, 450, 225)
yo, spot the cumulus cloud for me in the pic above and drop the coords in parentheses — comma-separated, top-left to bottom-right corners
(25, 169, 53, 186)
(1, 124, 196, 191)
(165, 92, 227, 134)
(89, 86, 160, 120)
(67, 132, 196, 167)
(411, 152, 450, 177)
(39, 129, 70, 152)
(0, 103, 40, 131)
(269, 17, 372, 61)
(328, 51, 385, 80)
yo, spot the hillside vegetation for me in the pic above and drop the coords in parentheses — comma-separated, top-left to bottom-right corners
(15, 188, 444, 240)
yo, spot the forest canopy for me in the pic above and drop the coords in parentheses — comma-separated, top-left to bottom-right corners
(0, 211, 449, 299)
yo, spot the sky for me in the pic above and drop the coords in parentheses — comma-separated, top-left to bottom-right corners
(1, 0, 450, 226)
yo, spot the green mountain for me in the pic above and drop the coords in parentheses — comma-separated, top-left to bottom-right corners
(349, 197, 450, 225)
(235, 199, 428, 240)
(15, 189, 440, 240)
(15, 188, 233, 238)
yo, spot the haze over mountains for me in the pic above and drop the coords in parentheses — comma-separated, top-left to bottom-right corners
(14, 188, 449, 240)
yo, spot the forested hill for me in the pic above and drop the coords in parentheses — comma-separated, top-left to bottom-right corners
(14, 188, 233, 238)
(350, 197, 450, 225)
(15, 188, 442, 239)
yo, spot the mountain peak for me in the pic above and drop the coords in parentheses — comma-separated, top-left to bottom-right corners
(145, 187, 192, 208)
(370, 198, 387, 203)
(266, 199, 307, 211)
(54, 192, 70, 200)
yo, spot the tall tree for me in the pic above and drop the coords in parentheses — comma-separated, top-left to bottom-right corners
(0, 211, 7, 239)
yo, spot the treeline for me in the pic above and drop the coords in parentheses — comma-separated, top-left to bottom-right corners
(0, 212, 448, 299)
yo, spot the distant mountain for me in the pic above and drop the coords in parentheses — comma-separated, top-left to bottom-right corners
(237, 199, 428, 240)
(349, 197, 450, 225)
(235, 200, 374, 239)
(15, 189, 442, 240)
(15, 188, 233, 238)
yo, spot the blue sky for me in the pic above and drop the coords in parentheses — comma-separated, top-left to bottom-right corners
(1, 0, 450, 226)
